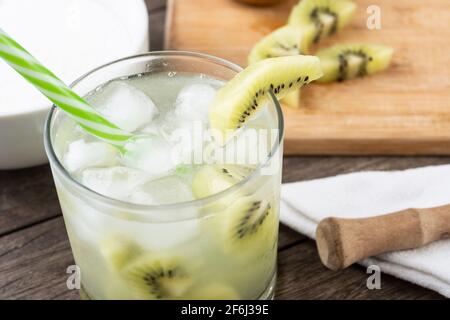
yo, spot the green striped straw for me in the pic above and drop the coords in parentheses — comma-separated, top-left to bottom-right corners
(0, 28, 132, 147)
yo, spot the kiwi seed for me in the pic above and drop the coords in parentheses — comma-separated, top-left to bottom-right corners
(142, 266, 181, 298)
(235, 201, 271, 239)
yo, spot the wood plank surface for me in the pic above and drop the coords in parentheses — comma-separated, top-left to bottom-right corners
(0, 217, 76, 300)
(1, 155, 447, 299)
(0, 166, 60, 236)
(148, 0, 167, 50)
(276, 240, 444, 299)
(0, 0, 447, 300)
(165, 0, 450, 155)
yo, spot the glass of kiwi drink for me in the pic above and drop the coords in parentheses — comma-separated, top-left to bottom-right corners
(44, 52, 292, 300)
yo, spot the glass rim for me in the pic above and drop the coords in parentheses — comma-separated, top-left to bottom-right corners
(44, 51, 285, 213)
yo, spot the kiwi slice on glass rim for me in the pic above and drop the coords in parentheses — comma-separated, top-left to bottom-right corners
(316, 43, 394, 83)
(288, 0, 357, 44)
(281, 89, 302, 109)
(209, 55, 323, 144)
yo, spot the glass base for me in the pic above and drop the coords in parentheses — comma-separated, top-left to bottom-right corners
(79, 287, 91, 300)
(80, 273, 276, 300)
(258, 273, 276, 300)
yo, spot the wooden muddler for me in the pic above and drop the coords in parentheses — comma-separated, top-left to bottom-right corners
(315, 204, 450, 270)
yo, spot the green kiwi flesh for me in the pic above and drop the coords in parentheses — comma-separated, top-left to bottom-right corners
(248, 25, 315, 65)
(192, 166, 277, 251)
(209, 55, 323, 143)
(247, 26, 315, 109)
(220, 197, 278, 253)
(316, 43, 394, 83)
(288, 0, 357, 43)
(99, 234, 142, 271)
(192, 165, 254, 199)
(233, 200, 271, 239)
(122, 255, 192, 299)
(282, 89, 302, 108)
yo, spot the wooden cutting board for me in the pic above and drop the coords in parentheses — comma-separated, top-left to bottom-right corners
(165, 0, 450, 155)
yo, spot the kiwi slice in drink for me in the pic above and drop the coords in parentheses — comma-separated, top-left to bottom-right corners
(209, 55, 323, 143)
(288, 0, 357, 44)
(191, 165, 278, 242)
(219, 197, 278, 254)
(121, 254, 193, 300)
(192, 165, 255, 214)
(317, 43, 394, 83)
(99, 233, 142, 270)
(248, 25, 315, 65)
(192, 166, 277, 267)
(192, 165, 254, 199)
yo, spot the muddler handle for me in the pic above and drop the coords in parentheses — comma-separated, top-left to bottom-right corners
(315, 204, 450, 270)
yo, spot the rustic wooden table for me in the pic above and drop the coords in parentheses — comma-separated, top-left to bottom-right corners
(0, 0, 446, 300)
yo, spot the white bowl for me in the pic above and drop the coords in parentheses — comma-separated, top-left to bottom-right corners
(0, 0, 149, 169)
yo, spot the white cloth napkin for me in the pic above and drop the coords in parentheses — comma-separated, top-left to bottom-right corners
(280, 165, 450, 298)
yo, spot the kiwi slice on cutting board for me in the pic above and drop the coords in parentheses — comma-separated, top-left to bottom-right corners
(248, 25, 315, 65)
(121, 254, 193, 299)
(209, 55, 323, 144)
(316, 43, 394, 83)
(186, 283, 241, 300)
(288, 0, 357, 44)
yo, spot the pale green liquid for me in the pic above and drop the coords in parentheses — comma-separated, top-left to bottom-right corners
(53, 72, 280, 300)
